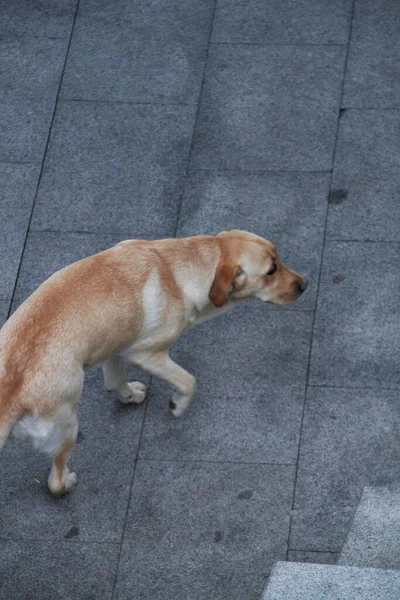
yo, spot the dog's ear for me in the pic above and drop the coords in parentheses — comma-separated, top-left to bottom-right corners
(209, 262, 245, 307)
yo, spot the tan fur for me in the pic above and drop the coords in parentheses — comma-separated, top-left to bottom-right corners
(0, 230, 307, 494)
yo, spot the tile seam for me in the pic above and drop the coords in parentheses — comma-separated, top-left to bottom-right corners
(0, 537, 120, 545)
(137, 458, 296, 466)
(109, 388, 151, 600)
(5, 0, 82, 320)
(188, 168, 334, 174)
(110, 1, 219, 595)
(285, 0, 357, 559)
(211, 42, 347, 47)
(172, 6, 219, 240)
(59, 98, 196, 107)
(308, 383, 400, 392)
(288, 548, 339, 554)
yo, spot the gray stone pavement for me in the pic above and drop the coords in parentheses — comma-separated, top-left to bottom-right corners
(0, 0, 399, 598)
(339, 486, 400, 569)
(263, 562, 400, 600)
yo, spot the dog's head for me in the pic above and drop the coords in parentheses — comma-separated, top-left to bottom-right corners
(209, 229, 308, 308)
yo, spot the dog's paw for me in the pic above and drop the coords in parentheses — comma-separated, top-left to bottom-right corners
(108, 381, 146, 405)
(168, 398, 186, 418)
(64, 471, 77, 492)
(48, 470, 77, 496)
(120, 381, 146, 404)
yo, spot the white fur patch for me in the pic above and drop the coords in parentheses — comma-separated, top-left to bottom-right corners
(12, 405, 76, 456)
(142, 270, 165, 335)
(182, 280, 209, 313)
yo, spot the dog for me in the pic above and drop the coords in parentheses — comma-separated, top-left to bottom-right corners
(0, 230, 307, 495)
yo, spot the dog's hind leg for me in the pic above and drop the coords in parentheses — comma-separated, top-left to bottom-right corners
(103, 354, 146, 405)
(0, 414, 17, 450)
(47, 407, 78, 495)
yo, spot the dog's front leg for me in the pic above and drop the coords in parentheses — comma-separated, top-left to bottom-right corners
(103, 354, 146, 404)
(127, 350, 196, 417)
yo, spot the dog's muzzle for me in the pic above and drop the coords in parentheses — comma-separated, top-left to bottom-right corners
(297, 279, 309, 294)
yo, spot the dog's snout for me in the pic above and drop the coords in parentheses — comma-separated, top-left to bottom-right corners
(297, 278, 309, 294)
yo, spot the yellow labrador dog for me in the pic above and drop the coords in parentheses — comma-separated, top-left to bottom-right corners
(0, 230, 307, 494)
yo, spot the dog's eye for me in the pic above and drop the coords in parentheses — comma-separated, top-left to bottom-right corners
(267, 263, 277, 276)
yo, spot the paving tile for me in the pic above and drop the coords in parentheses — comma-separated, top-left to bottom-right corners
(31, 101, 196, 233)
(61, 0, 214, 103)
(178, 170, 330, 308)
(0, 378, 145, 542)
(327, 111, 400, 241)
(190, 44, 345, 171)
(0, 37, 67, 163)
(0, 37, 68, 102)
(140, 303, 312, 463)
(290, 387, 400, 551)
(343, 0, 400, 108)
(339, 486, 400, 569)
(344, 43, 400, 109)
(310, 241, 399, 389)
(0, 540, 118, 600)
(0, 99, 55, 163)
(78, 0, 209, 22)
(263, 562, 400, 600)
(288, 550, 339, 565)
(0, 163, 40, 300)
(115, 460, 295, 600)
(32, 160, 185, 236)
(350, 0, 400, 43)
(0, 301, 11, 327)
(212, 0, 352, 45)
(38, 100, 195, 169)
(0, 0, 77, 37)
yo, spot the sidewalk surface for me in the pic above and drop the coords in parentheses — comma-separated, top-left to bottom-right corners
(0, 1, 399, 599)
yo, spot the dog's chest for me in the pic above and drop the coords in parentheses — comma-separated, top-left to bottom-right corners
(185, 304, 199, 326)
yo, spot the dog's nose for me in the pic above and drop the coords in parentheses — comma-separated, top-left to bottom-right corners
(297, 278, 309, 294)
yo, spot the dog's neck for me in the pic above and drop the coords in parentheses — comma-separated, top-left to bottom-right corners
(180, 272, 217, 324)
(183, 278, 239, 328)
(151, 236, 230, 326)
